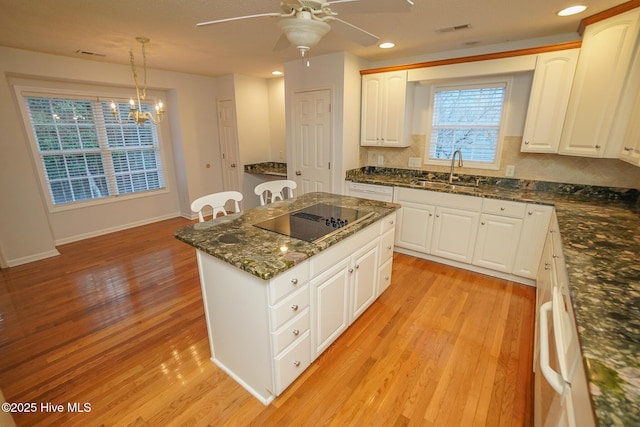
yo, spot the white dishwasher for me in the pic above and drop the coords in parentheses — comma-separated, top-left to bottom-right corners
(347, 182, 394, 202)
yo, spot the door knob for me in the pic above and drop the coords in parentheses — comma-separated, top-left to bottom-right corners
(295, 171, 302, 176)
(230, 163, 237, 168)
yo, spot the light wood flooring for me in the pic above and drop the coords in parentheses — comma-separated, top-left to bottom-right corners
(0, 217, 534, 426)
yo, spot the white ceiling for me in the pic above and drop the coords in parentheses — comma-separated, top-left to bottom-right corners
(0, 0, 627, 79)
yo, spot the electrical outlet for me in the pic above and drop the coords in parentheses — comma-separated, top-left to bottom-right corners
(505, 165, 515, 177)
(377, 155, 384, 165)
(408, 157, 421, 168)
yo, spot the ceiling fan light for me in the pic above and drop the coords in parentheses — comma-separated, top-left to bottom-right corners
(379, 42, 395, 49)
(277, 18, 330, 49)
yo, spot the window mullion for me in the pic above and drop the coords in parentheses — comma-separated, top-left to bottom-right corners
(94, 100, 118, 196)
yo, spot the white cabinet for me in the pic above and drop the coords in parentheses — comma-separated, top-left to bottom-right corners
(395, 201, 434, 253)
(377, 218, 396, 295)
(431, 206, 480, 264)
(521, 49, 579, 153)
(350, 240, 380, 322)
(620, 45, 640, 166)
(361, 71, 409, 147)
(513, 204, 554, 279)
(559, 8, 640, 158)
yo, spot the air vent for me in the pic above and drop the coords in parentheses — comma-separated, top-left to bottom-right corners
(435, 24, 471, 33)
(74, 49, 106, 57)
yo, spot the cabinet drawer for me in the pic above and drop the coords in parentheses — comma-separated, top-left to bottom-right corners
(482, 198, 526, 218)
(269, 261, 309, 303)
(272, 308, 310, 356)
(274, 330, 311, 395)
(379, 228, 395, 264)
(270, 284, 309, 331)
(381, 212, 397, 234)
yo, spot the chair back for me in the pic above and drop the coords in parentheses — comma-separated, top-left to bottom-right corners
(190, 191, 243, 222)
(254, 180, 297, 206)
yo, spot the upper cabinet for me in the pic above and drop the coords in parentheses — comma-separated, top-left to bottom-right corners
(521, 49, 579, 153)
(559, 7, 640, 158)
(360, 70, 409, 147)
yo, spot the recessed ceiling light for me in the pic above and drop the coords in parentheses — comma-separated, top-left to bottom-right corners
(272, 70, 283, 76)
(379, 42, 395, 49)
(557, 5, 587, 16)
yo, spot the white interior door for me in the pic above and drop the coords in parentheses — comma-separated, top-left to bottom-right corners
(293, 89, 332, 194)
(217, 99, 240, 192)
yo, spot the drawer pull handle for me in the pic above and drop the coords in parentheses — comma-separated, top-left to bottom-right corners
(384, 275, 390, 281)
(481, 222, 486, 225)
(291, 304, 299, 311)
(389, 220, 394, 224)
(387, 245, 392, 250)
(292, 329, 300, 336)
(291, 278, 298, 285)
(500, 207, 505, 211)
(528, 211, 533, 215)
(293, 360, 301, 367)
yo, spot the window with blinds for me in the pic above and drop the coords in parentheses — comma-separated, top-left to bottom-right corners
(23, 95, 165, 206)
(426, 81, 507, 168)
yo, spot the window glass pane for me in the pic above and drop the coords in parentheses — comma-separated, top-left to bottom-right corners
(428, 84, 505, 164)
(24, 95, 165, 206)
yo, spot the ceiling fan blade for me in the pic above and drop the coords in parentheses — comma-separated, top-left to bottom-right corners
(196, 12, 282, 27)
(328, 17, 379, 46)
(273, 33, 290, 51)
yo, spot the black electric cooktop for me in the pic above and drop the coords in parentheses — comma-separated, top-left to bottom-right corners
(253, 203, 373, 243)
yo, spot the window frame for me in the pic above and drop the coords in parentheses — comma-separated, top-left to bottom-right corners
(15, 85, 169, 213)
(423, 76, 513, 170)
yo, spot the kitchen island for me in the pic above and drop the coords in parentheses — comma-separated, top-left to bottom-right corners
(175, 192, 399, 404)
(347, 167, 640, 427)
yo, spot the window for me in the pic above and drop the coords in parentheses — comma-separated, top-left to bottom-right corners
(425, 80, 509, 169)
(21, 93, 165, 207)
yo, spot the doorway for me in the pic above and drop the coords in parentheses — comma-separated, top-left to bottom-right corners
(217, 99, 240, 192)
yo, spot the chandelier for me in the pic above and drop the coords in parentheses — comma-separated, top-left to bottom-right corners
(110, 37, 165, 126)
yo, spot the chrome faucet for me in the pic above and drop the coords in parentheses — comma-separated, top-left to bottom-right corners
(449, 150, 463, 184)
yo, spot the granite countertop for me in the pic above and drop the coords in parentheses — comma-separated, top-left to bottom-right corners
(244, 162, 287, 177)
(346, 167, 640, 426)
(175, 192, 399, 280)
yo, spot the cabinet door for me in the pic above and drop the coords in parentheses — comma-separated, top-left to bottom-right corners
(559, 8, 640, 158)
(380, 71, 408, 146)
(310, 259, 350, 359)
(473, 214, 523, 273)
(350, 240, 379, 322)
(521, 49, 578, 153)
(620, 75, 640, 166)
(395, 202, 434, 253)
(512, 204, 554, 279)
(360, 74, 383, 146)
(431, 207, 480, 263)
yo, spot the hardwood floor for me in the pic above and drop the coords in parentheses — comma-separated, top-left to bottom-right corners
(0, 218, 534, 426)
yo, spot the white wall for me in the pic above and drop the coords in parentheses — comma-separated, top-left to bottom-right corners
(0, 46, 223, 266)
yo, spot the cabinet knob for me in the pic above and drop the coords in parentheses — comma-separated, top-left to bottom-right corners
(384, 275, 390, 281)
(436, 214, 440, 218)
(524, 140, 530, 145)
(389, 219, 394, 224)
(528, 211, 533, 216)
(500, 207, 505, 211)
(624, 146, 632, 151)
(552, 254, 559, 259)
(291, 278, 298, 285)
(355, 264, 360, 269)
(348, 267, 354, 273)
(291, 304, 299, 311)
(292, 329, 300, 336)
(481, 221, 486, 225)
(429, 212, 433, 217)
(595, 144, 601, 149)
(387, 245, 392, 250)
(293, 360, 301, 367)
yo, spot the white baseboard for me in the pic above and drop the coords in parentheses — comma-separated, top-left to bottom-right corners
(394, 247, 536, 287)
(6, 249, 61, 267)
(54, 212, 182, 246)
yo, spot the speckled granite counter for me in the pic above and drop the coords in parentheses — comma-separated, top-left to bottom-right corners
(244, 162, 287, 177)
(347, 167, 640, 426)
(175, 192, 399, 280)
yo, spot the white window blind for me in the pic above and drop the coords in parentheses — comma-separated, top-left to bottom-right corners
(24, 95, 165, 206)
(428, 82, 506, 164)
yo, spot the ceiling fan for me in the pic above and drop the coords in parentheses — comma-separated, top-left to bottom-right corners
(196, 0, 414, 60)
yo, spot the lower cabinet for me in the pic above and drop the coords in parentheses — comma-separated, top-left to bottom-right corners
(195, 211, 396, 405)
(394, 186, 552, 284)
(431, 206, 480, 263)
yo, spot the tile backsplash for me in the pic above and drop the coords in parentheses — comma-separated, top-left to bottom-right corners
(360, 135, 640, 189)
